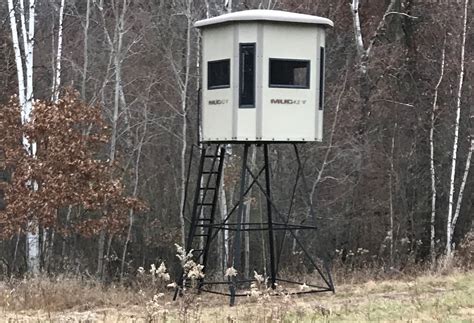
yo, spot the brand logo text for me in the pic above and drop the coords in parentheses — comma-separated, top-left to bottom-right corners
(270, 99, 307, 105)
(208, 99, 229, 105)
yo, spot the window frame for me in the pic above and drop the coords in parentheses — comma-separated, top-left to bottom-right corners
(239, 43, 256, 108)
(207, 58, 231, 90)
(268, 58, 311, 89)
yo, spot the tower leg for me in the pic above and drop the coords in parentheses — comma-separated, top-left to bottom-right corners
(264, 144, 277, 289)
(230, 144, 249, 306)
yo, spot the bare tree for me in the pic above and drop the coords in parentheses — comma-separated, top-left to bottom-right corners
(120, 93, 149, 278)
(429, 39, 446, 265)
(96, 0, 130, 276)
(446, 0, 469, 260)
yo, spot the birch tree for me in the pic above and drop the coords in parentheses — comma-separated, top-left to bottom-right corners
(350, 0, 399, 128)
(179, 0, 194, 247)
(388, 123, 397, 267)
(429, 39, 446, 264)
(95, 0, 130, 277)
(7, 0, 39, 274)
(51, 0, 66, 102)
(446, 0, 469, 260)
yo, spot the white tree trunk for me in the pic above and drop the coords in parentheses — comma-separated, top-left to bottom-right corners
(429, 40, 446, 264)
(351, 0, 365, 61)
(243, 202, 250, 278)
(25, 1, 35, 126)
(110, 1, 126, 164)
(218, 163, 229, 276)
(81, 0, 91, 100)
(351, 0, 397, 73)
(120, 105, 148, 278)
(8, 0, 39, 275)
(225, 0, 232, 13)
(52, 0, 66, 102)
(452, 139, 473, 237)
(195, 15, 206, 252)
(446, 0, 468, 258)
(204, 0, 210, 18)
(7, 0, 26, 107)
(42, 0, 66, 269)
(25, 0, 39, 274)
(243, 146, 256, 278)
(388, 124, 396, 266)
(178, 1, 193, 248)
(258, 191, 266, 275)
(97, 0, 128, 276)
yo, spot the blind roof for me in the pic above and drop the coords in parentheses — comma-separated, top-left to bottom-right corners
(195, 10, 334, 28)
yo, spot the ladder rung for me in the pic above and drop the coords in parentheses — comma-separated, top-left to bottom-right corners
(205, 155, 220, 158)
(194, 234, 209, 237)
(197, 218, 212, 221)
(198, 203, 214, 206)
(202, 171, 218, 174)
(200, 187, 216, 190)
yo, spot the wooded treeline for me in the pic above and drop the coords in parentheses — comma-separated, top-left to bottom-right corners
(0, 0, 472, 281)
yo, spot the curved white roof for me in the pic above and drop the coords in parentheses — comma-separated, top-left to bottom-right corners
(195, 10, 334, 28)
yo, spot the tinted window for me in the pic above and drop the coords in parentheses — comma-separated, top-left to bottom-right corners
(319, 47, 325, 110)
(269, 59, 310, 89)
(208, 59, 230, 89)
(239, 44, 256, 108)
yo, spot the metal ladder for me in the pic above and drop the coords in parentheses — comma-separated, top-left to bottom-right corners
(175, 144, 225, 295)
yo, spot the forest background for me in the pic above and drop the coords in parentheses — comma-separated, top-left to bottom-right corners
(0, 0, 472, 284)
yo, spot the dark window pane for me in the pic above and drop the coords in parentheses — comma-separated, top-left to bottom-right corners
(208, 59, 230, 89)
(319, 47, 325, 110)
(239, 44, 256, 108)
(269, 59, 310, 88)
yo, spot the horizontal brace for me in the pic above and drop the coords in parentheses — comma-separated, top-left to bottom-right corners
(200, 278, 255, 286)
(275, 278, 330, 290)
(195, 223, 317, 231)
(198, 287, 332, 298)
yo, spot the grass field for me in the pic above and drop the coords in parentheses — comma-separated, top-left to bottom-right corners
(1, 270, 473, 322)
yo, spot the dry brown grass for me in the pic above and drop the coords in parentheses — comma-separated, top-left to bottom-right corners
(0, 276, 144, 312)
(0, 269, 473, 322)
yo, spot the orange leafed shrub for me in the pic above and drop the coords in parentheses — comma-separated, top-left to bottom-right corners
(0, 89, 145, 238)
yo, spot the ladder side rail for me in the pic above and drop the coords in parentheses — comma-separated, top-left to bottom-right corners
(199, 146, 226, 280)
(192, 145, 221, 260)
(186, 147, 208, 252)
